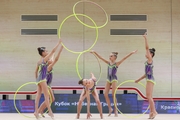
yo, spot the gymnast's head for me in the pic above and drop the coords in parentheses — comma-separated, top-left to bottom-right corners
(37, 47, 48, 57)
(146, 48, 156, 58)
(109, 52, 118, 61)
(78, 79, 90, 87)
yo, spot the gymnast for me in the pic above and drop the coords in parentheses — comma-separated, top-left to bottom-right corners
(91, 50, 137, 117)
(38, 45, 63, 118)
(135, 32, 158, 119)
(77, 73, 103, 119)
(34, 39, 61, 119)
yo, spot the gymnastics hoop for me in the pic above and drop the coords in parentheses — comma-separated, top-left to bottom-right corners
(73, 0, 108, 29)
(58, 13, 98, 54)
(13, 81, 52, 118)
(113, 80, 150, 118)
(76, 51, 102, 84)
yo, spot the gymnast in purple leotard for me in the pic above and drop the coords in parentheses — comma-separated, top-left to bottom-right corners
(135, 32, 157, 119)
(37, 45, 63, 118)
(77, 73, 103, 119)
(34, 39, 62, 119)
(91, 50, 137, 117)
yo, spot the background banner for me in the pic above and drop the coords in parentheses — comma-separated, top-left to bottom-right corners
(0, 94, 180, 114)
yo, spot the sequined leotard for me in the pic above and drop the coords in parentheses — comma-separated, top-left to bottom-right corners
(107, 63, 118, 83)
(36, 59, 48, 83)
(145, 61, 155, 84)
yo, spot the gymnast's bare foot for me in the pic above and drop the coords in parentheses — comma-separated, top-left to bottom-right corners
(100, 114, 103, 119)
(150, 112, 158, 119)
(34, 112, 39, 119)
(76, 114, 80, 119)
(48, 112, 54, 120)
(108, 108, 113, 116)
(148, 112, 153, 119)
(114, 109, 118, 117)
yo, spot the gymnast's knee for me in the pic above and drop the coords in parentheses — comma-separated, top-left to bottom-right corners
(95, 99, 101, 104)
(146, 94, 151, 99)
(104, 92, 109, 98)
(78, 99, 83, 105)
(52, 97, 55, 102)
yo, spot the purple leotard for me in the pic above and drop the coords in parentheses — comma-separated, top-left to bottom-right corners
(107, 63, 118, 83)
(145, 61, 155, 84)
(36, 60, 48, 83)
(46, 69, 53, 86)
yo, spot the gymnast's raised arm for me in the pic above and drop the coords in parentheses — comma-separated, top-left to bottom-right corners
(90, 50, 109, 64)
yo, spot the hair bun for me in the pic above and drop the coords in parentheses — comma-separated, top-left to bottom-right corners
(112, 52, 118, 55)
(37, 47, 45, 51)
(37, 47, 41, 52)
(37, 47, 46, 56)
(151, 48, 156, 52)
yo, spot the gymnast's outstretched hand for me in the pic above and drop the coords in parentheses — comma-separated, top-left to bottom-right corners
(91, 72, 96, 81)
(87, 112, 92, 119)
(59, 38, 62, 44)
(132, 50, 138, 54)
(90, 50, 95, 53)
(143, 32, 147, 38)
(135, 79, 140, 83)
